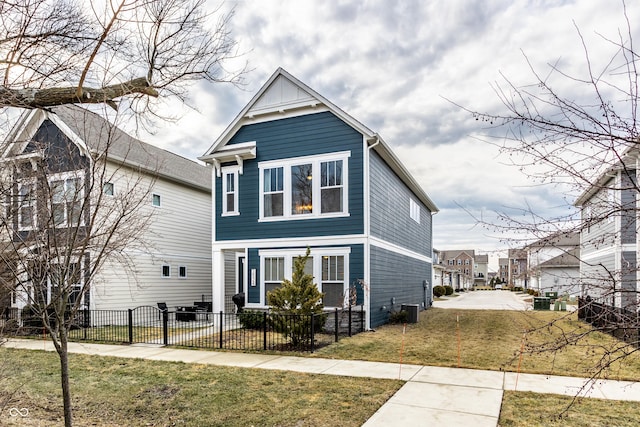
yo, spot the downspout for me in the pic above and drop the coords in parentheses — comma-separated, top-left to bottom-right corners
(363, 135, 380, 330)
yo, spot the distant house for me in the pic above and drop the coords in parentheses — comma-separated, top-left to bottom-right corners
(3, 106, 212, 311)
(527, 231, 580, 297)
(574, 151, 637, 309)
(437, 249, 488, 289)
(200, 68, 438, 328)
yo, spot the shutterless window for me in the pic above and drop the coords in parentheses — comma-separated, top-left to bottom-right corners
(18, 181, 36, 229)
(263, 167, 284, 217)
(51, 176, 83, 227)
(103, 182, 114, 196)
(291, 163, 313, 215)
(152, 193, 161, 207)
(320, 160, 343, 213)
(179, 266, 187, 278)
(162, 265, 170, 277)
(322, 255, 344, 307)
(223, 170, 238, 215)
(264, 257, 284, 301)
(410, 198, 420, 224)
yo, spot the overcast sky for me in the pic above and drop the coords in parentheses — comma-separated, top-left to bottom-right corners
(146, 0, 638, 263)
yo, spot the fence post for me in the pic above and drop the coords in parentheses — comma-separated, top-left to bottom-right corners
(334, 308, 339, 342)
(83, 309, 88, 340)
(219, 311, 223, 349)
(360, 305, 365, 332)
(348, 305, 352, 337)
(263, 312, 267, 351)
(128, 309, 133, 344)
(311, 313, 315, 353)
(162, 310, 168, 346)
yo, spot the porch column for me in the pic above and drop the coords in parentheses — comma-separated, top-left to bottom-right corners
(212, 249, 225, 312)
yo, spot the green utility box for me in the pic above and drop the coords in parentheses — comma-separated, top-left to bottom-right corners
(534, 297, 551, 310)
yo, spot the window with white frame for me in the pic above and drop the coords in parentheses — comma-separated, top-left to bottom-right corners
(264, 256, 284, 301)
(322, 255, 345, 307)
(607, 188, 614, 223)
(152, 193, 161, 207)
(50, 174, 83, 227)
(161, 265, 170, 278)
(263, 167, 284, 217)
(409, 198, 420, 224)
(18, 181, 36, 230)
(178, 266, 187, 278)
(222, 168, 239, 215)
(259, 248, 350, 308)
(259, 152, 350, 220)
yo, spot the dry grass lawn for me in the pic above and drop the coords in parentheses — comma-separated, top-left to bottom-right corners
(314, 308, 640, 380)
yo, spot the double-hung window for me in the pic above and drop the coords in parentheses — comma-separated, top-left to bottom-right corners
(222, 167, 239, 216)
(50, 174, 83, 227)
(18, 181, 37, 230)
(264, 256, 284, 301)
(259, 152, 350, 221)
(322, 255, 345, 307)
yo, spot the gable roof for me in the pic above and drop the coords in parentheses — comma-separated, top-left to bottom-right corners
(200, 67, 438, 212)
(3, 106, 211, 192)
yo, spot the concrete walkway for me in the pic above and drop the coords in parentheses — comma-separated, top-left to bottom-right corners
(5, 339, 640, 426)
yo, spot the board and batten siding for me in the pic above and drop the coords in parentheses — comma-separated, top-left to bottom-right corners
(369, 245, 431, 328)
(215, 112, 365, 241)
(369, 151, 432, 257)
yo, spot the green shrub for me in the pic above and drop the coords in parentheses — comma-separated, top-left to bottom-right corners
(389, 310, 408, 324)
(433, 285, 446, 298)
(267, 248, 324, 346)
(444, 285, 454, 296)
(238, 310, 265, 330)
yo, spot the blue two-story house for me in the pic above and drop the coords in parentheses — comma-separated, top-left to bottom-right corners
(200, 68, 438, 328)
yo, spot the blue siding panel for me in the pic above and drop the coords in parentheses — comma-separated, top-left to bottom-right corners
(370, 151, 432, 256)
(217, 112, 364, 240)
(370, 246, 432, 328)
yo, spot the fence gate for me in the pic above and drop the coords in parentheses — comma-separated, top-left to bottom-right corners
(128, 306, 167, 345)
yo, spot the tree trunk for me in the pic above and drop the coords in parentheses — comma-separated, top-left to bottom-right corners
(57, 329, 73, 427)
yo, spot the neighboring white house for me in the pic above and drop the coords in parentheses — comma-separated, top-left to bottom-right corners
(527, 231, 580, 297)
(3, 106, 212, 312)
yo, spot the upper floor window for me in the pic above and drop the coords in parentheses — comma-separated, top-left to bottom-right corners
(409, 198, 420, 223)
(103, 182, 114, 196)
(18, 181, 37, 230)
(222, 167, 239, 216)
(50, 174, 83, 227)
(259, 152, 350, 221)
(152, 193, 161, 207)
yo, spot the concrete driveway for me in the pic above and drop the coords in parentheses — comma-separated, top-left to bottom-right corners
(432, 290, 532, 310)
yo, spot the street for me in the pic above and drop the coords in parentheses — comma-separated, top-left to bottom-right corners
(432, 290, 532, 310)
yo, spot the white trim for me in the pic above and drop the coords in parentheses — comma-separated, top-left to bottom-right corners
(49, 171, 85, 227)
(178, 265, 188, 279)
(152, 193, 162, 207)
(258, 151, 350, 221)
(161, 264, 171, 278)
(17, 179, 37, 231)
(212, 234, 367, 250)
(369, 236, 433, 263)
(580, 246, 617, 261)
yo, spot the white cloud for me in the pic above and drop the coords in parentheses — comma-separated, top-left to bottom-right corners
(140, 0, 636, 250)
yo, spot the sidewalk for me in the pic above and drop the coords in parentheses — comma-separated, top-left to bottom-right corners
(5, 339, 640, 426)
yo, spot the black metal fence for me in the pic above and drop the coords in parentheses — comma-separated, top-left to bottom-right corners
(0, 305, 366, 353)
(578, 297, 639, 348)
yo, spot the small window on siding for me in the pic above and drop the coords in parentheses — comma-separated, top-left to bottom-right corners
(162, 265, 170, 278)
(152, 193, 161, 207)
(410, 198, 420, 224)
(222, 169, 239, 216)
(179, 266, 187, 278)
(103, 182, 114, 196)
